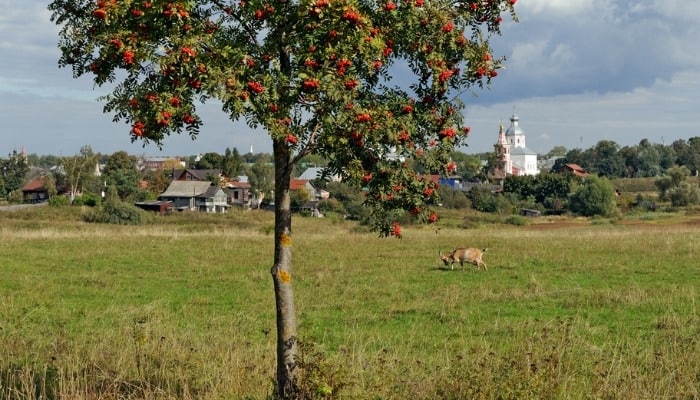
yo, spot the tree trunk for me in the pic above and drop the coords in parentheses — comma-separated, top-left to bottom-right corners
(271, 141, 298, 399)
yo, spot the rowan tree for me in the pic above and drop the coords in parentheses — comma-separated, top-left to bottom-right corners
(49, 0, 516, 397)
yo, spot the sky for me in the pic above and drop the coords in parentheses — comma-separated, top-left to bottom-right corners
(1, 0, 699, 158)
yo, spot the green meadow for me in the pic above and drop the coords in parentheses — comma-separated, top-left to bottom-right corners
(1, 206, 699, 399)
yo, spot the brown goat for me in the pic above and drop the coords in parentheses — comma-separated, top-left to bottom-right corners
(439, 248, 488, 271)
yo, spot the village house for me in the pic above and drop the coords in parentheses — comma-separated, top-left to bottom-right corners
(168, 168, 258, 209)
(290, 170, 333, 216)
(134, 200, 174, 214)
(172, 168, 224, 183)
(139, 157, 185, 172)
(159, 180, 229, 213)
(224, 177, 253, 208)
(20, 176, 51, 203)
(562, 163, 587, 177)
(297, 167, 341, 182)
(291, 178, 329, 201)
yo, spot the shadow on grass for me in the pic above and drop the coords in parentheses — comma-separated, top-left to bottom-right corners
(429, 266, 483, 272)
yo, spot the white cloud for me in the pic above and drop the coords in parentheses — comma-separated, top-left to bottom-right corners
(650, 0, 700, 22)
(520, 0, 604, 15)
(509, 40, 574, 74)
(462, 68, 700, 154)
(1, 0, 699, 158)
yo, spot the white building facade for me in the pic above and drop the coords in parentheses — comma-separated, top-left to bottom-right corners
(498, 114, 539, 176)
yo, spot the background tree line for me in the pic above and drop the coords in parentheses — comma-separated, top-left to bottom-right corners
(5, 135, 700, 219)
(549, 137, 700, 179)
(0, 146, 278, 204)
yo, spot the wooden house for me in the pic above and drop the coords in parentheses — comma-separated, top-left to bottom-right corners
(290, 179, 329, 200)
(20, 177, 50, 203)
(224, 179, 253, 208)
(159, 181, 229, 213)
(134, 200, 174, 214)
(172, 168, 224, 183)
(562, 163, 587, 177)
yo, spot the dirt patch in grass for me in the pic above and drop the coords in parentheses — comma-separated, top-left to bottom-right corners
(679, 216, 700, 227)
(523, 215, 700, 231)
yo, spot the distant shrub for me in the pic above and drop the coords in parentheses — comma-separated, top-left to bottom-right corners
(656, 166, 697, 207)
(569, 176, 616, 217)
(631, 194, 657, 212)
(345, 200, 371, 222)
(467, 186, 498, 213)
(685, 205, 700, 216)
(612, 177, 658, 193)
(318, 198, 345, 214)
(323, 211, 345, 223)
(72, 193, 101, 207)
(505, 215, 528, 226)
(48, 196, 69, 207)
(133, 189, 157, 202)
(543, 196, 567, 211)
(82, 199, 151, 225)
(437, 185, 471, 209)
(7, 190, 24, 204)
(668, 182, 699, 207)
(615, 193, 635, 212)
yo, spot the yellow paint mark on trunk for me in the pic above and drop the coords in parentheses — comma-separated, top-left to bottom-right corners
(280, 233, 292, 247)
(278, 270, 291, 283)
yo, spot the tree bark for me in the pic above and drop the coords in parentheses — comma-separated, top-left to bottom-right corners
(271, 141, 298, 399)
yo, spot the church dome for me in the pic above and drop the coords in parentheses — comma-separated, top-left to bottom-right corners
(505, 114, 524, 137)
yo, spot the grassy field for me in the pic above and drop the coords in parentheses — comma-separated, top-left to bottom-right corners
(1, 206, 699, 399)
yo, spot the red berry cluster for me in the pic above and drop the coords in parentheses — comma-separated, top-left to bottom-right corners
(301, 79, 319, 92)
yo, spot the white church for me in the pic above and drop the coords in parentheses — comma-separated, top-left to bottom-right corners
(494, 113, 539, 177)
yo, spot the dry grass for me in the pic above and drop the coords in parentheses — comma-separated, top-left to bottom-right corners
(1, 207, 699, 399)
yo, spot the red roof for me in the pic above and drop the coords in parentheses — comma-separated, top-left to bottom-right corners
(226, 180, 251, 189)
(21, 177, 46, 192)
(565, 163, 587, 177)
(290, 179, 309, 190)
